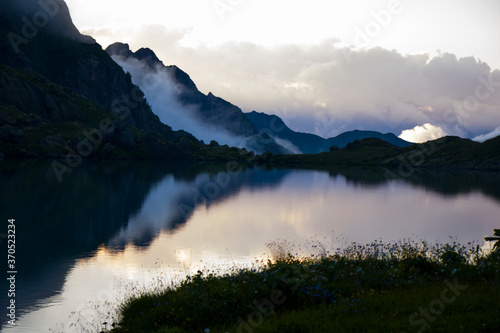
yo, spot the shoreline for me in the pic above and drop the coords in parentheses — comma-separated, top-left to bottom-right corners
(109, 240, 500, 333)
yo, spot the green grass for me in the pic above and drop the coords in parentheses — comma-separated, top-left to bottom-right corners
(109, 241, 500, 333)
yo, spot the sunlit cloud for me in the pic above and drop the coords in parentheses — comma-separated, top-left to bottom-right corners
(399, 123, 449, 143)
(417, 106, 434, 112)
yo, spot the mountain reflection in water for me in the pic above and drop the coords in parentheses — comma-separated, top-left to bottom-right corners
(1, 160, 499, 331)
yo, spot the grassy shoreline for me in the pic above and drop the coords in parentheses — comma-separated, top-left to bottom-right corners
(109, 241, 500, 333)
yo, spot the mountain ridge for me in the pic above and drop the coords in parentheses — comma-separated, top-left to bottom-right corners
(245, 110, 413, 154)
(106, 42, 290, 154)
(0, 0, 254, 162)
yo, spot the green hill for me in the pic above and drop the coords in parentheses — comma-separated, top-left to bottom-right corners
(265, 136, 500, 170)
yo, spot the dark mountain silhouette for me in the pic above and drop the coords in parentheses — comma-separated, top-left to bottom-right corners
(0, 0, 95, 52)
(328, 130, 412, 149)
(106, 43, 290, 155)
(245, 111, 328, 153)
(245, 111, 413, 154)
(266, 136, 500, 170)
(0, 0, 256, 161)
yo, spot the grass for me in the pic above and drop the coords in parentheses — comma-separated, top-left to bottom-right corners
(109, 240, 500, 333)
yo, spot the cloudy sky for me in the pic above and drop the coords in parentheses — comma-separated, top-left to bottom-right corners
(65, 0, 500, 142)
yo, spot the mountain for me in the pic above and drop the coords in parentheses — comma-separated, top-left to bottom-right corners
(1, 0, 495, 170)
(0, 0, 95, 50)
(382, 135, 500, 170)
(0, 0, 257, 161)
(245, 111, 413, 154)
(106, 43, 290, 155)
(328, 130, 413, 149)
(244, 111, 328, 154)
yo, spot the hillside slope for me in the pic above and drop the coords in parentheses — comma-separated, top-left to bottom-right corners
(266, 136, 500, 170)
(0, 0, 254, 161)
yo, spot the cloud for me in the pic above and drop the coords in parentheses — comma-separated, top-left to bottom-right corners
(399, 123, 449, 143)
(473, 126, 500, 142)
(272, 137, 301, 154)
(418, 106, 434, 112)
(95, 26, 500, 139)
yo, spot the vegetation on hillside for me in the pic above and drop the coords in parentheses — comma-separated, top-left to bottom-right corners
(264, 136, 500, 170)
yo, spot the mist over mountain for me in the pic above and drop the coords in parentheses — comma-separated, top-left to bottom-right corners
(245, 111, 413, 154)
(106, 42, 291, 155)
(0, 0, 254, 161)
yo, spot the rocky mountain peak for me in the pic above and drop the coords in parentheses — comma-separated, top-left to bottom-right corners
(134, 48, 164, 67)
(105, 42, 134, 58)
(0, 0, 95, 45)
(106, 43, 199, 92)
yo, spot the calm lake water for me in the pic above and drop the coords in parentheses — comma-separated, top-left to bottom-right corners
(1, 160, 499, 332)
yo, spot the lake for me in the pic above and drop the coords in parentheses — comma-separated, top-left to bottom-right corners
(1, 160, 499, 332)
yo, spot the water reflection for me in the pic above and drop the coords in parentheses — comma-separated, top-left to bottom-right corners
(1, 160, 500, 331)
(0, 160, 178, 331)
(0, 160, 291, 331)
(330, 166, 500, 202)
(107, 167, 290, 248)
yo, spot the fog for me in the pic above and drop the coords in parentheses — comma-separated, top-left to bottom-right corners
(111, 55, 252, 149)
(473, 126, 500, 142)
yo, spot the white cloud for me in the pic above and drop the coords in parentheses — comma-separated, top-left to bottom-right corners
(272, 137, 301, 154)
(473, 126, 500, 142)
(399, 123, 449, 143)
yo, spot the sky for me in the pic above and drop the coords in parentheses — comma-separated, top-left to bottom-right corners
(65, 0, 500, 142)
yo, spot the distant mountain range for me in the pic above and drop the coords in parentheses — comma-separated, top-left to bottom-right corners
(245, 111, 413, 154)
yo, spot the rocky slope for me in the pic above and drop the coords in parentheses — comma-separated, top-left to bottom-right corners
(0, 0, 255, 161)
